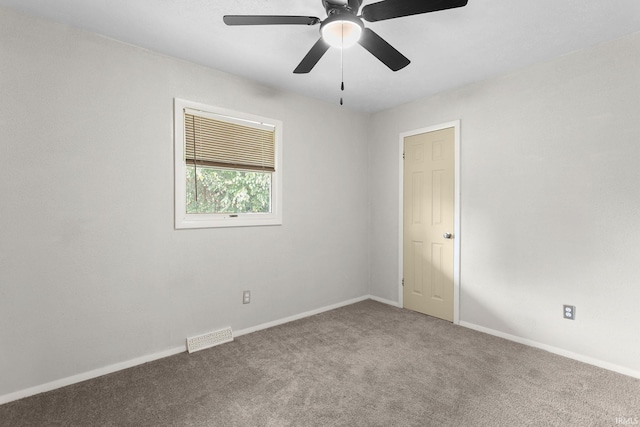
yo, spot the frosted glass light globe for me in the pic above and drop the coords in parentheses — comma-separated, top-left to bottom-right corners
(321, 16, 363, 48)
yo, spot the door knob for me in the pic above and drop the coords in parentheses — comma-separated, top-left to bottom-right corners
(443, 232, 453, 239)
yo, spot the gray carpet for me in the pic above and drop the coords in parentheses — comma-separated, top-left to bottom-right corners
(1, 300, 638, 426)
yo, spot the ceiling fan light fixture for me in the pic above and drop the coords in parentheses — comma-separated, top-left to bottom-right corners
(320, 14, 363, 48)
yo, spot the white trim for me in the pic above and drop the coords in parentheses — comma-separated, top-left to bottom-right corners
(460, 321, 640, 380)
(174, 98, 284, 229)
(0, 295, 374, 405)
(398, 120, 462, 324)
(234, 295, 370, 337)
(5, 294, 637, 405)
(0, 346, 185, 406)
(369, 295, 401, 308)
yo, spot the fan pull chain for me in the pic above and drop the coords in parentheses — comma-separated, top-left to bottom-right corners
(340, 22, 344, 106)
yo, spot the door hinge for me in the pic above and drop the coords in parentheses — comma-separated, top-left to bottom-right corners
(402, 278, 404, 287)
(402, 152, 405, 160)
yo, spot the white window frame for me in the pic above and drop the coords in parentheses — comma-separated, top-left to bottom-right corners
(174, 98, 283, 229)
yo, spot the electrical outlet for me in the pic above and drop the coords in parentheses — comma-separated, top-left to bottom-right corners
(563, 305, 576, 320)
(243, 290, 251, 304)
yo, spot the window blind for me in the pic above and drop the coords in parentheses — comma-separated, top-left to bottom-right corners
(185, 111, 276, 172)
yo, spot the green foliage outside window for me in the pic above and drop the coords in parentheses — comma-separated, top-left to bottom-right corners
(186, 166, 271, 214)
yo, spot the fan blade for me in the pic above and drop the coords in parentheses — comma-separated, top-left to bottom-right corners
(358, 28, 410, 71)
(223, 15, 321, 26)
(294, 38, 331, 74)
(361, 0, 468, 22)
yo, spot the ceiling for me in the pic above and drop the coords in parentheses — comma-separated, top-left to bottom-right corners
(2, 0, 640, 112)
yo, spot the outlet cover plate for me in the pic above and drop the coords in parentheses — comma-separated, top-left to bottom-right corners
(563, 305, 576, 320)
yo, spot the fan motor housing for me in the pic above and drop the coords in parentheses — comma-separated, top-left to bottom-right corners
(322, 0, 363, 15)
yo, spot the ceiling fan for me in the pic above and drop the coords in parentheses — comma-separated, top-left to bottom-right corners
(223, 0, 468, 74)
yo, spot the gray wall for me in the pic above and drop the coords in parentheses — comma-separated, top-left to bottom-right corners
(2, 5, 640, 401)
(368, 32, 640, 375)
(0, 8, 369, 397)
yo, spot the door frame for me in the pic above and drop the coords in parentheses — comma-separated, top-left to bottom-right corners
(398, 120, 461, 324)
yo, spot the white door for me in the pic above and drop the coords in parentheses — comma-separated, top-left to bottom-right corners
(403, 127, 455, 321)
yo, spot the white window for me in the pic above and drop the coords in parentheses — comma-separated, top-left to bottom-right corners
(174, 99, 282, 229)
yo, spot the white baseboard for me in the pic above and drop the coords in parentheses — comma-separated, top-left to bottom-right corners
(5, 299, 636, 406)
(368, 295, 401, 308)
(459, 321, 640, 380)
(0, 295, 374, 405)
(0, 346, 186, 406)
(234, 295, 371, 337)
